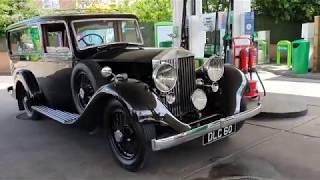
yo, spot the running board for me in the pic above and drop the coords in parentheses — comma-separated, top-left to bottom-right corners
(32, 106, 80, 124)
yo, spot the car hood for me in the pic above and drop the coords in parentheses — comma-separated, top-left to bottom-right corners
(89, 48, 164, 63)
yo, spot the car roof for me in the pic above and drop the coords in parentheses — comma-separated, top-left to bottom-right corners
(6, 13, 138, 31)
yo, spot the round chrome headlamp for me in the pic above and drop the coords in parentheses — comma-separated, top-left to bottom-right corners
(191, 89, 207, 111)
(152, 63, 178, 93)
(205, 56, 224, 82)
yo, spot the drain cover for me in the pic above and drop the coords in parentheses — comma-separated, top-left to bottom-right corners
(219, 176, 273, 180)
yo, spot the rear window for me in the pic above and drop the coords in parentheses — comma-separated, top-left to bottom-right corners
(9, 25, 41, 55)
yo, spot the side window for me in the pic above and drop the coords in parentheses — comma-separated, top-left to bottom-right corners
(9, 25, 41, 56)
(42, 23, 70, 54)
(121, 21, 141, 43)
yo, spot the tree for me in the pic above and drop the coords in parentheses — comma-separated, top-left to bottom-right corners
(86, 0, 130, 13)
(203, 0, 229, 13)
(87, 0, 172, 23)
(132, 0, 172, 23)
(0, 0, 39, 35)
(252, 0, 320, 22)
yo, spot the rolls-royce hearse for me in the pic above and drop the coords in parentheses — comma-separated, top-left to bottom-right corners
(6, 13, 262, 171)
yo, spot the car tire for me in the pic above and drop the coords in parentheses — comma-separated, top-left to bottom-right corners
(104, 99, 155, 171)
(21, 91, 40, 120)
(71, 62, 105, 113)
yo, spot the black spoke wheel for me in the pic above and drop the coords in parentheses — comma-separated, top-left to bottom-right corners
(104, 99, 155, 171)
(110, 110, 139, 159)
(74, 71, 95, 110)
(71, 62, 105, 113)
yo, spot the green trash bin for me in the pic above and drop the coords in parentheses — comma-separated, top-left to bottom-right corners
(257, 40, 267, 64)
(204, 44, 220, 57)
(159, 41, 172, 48)
(204, 44, 214, 57)
(292, 39, 310, 74)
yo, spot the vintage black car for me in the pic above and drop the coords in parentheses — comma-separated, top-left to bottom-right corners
(6, 13, 262, 171)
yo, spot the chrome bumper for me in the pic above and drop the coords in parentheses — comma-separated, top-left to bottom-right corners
(151, 104, 262, 151)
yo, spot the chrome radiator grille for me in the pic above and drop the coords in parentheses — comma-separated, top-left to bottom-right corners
(160, 56, 196, 117)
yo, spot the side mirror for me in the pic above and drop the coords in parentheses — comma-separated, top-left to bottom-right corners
(101, 66, 114, 78)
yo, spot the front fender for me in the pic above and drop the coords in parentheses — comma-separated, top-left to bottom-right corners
(90, 78, 156, 115)
(79, 78, 190, 132)
(221, 64, 249, 115)
(14, 70, 41, 99)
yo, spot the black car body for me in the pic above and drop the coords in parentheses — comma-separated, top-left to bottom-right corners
(6, 13, 262, 171)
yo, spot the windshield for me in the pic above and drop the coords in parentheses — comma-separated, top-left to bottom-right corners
(72, 19, 143, 50)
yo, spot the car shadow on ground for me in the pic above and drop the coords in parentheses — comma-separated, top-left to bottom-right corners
(9, 112, 277, 178)
(191, 154, 283, 180)
(10, 111, 242, 176)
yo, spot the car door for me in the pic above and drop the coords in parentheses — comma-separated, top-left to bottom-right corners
(39, 21, 75, 112)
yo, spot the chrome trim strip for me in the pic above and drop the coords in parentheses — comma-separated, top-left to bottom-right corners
(151, 104, 262, 151)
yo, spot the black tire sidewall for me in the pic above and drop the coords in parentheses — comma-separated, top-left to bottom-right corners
(71, 61, 104, 113)
(104, 99, 150, 171)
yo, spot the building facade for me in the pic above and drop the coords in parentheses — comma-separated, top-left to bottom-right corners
(37, 0, 76, 9)
(37, 0, 125, 10)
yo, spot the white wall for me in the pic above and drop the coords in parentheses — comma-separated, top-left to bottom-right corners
(172, 0, 183, 47)
(172, 0, 202, 48)
(233, 0, 252, 37)
(189, 16, 206, 58)
(41, 0, 60, 9)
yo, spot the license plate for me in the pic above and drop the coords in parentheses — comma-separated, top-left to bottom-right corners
(202, 124, 236, 145)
